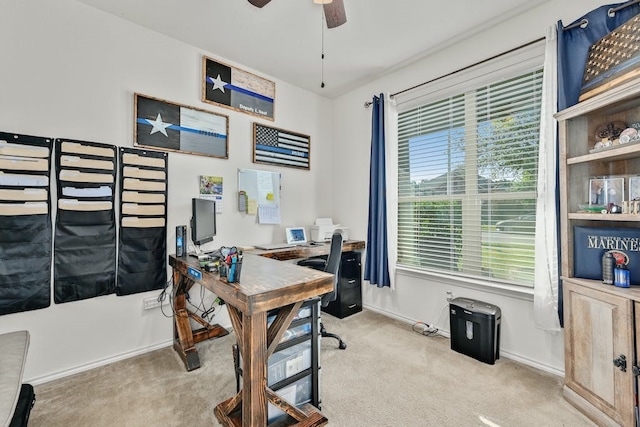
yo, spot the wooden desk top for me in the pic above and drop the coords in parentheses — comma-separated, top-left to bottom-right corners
(169, 254, 334, 315)
(248, 239, 365, 261)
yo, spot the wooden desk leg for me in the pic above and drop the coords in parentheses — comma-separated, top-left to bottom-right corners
(172, 270, 200, 371)
(241, 311, 268, 427)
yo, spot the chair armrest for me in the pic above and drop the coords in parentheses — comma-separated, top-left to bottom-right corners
(0, 330, 29, 427)
(297, 258, 327, 271)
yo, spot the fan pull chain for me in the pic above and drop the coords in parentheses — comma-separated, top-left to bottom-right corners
(321, 6, 325, 88)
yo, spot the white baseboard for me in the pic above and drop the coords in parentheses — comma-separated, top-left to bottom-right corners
(362, 303, 565, 378)
(27, 339, 173, 385)
(28, 305, 564, 385)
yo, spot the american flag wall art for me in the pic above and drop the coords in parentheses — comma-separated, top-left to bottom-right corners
(253, 123, 310, 170)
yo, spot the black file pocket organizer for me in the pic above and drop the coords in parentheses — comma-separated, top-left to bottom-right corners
(116, 147, 167, 295)
(0, 132, 53, 315)
(53, 138, 117, 303)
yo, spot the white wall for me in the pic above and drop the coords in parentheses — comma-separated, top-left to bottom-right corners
(0, 0, 333, 382)
(331, 0, 606, 375)
(0, 0, 617, 382)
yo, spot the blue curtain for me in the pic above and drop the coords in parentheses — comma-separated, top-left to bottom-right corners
(556, 1, 640, 325)
(364, 94, 390, 287)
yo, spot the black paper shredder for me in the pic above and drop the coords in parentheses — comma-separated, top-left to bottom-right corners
(449, 297, 501, 365)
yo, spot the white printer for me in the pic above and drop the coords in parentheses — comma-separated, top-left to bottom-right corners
(310, 218, 349, 242)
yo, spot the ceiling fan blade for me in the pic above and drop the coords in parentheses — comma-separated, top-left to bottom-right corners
(248, 0, 271, 8)
(324, 0, 347, 28)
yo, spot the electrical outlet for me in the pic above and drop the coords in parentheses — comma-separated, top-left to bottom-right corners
(143, 296, 161, 310)
(446, 291, 454, 302)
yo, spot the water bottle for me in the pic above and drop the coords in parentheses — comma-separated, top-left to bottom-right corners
(602, 252, 614, 285)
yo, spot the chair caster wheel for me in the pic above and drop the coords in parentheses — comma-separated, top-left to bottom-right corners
(338, 341, 347, 350)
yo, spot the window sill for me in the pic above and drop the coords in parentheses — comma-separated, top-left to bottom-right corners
(395, 265, 534, 302)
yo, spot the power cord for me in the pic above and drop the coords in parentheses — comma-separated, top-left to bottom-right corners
(412, 302, 450, 337)
(157, 275, 222, 323)
(412, 321, 439, 336)
(158, 277, 175, 318)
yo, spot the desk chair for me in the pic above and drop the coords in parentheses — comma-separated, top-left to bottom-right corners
(298, 232, 347, 350)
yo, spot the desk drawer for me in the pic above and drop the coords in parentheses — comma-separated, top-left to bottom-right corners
(237, 340, 312, 386)
(268, 374, 314, 423)
(340, 252, 361, 280)
(268, 340, 312, 386)
(268, 304, 312, 322)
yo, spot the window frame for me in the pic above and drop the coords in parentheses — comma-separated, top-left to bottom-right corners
(394, 41, 545, 291)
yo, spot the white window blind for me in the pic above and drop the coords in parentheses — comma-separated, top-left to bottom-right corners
(397, 67, 543, 287)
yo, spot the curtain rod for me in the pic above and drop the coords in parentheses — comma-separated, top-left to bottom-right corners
(384, 0, 640, 102)
(563, 0, 640, 30)
(388, 37, 544, 99)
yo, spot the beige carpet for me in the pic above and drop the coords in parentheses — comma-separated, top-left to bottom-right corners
(28, 310, 593, 426)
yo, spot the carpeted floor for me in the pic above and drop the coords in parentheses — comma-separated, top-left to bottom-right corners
(28, 310, 594, 426)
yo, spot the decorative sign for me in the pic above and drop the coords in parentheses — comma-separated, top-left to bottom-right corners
(202, 56, 275, 121)
(252, 123, 310, 170)
(134, 93, 228, 159)
(574, 226, 640, 285)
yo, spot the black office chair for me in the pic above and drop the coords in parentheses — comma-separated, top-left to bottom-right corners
(298, 231, 347, 350)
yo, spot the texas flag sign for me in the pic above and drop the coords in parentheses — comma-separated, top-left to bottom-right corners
(134, 93, 229, 159)
(202, 56, 275, 121)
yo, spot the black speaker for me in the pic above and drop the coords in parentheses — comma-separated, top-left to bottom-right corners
(176, 225, 186, 257)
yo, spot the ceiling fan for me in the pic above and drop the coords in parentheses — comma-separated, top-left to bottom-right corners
(247, 0, 347, 28)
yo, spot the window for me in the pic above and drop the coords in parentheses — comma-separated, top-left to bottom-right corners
(397, 62, 543, 287)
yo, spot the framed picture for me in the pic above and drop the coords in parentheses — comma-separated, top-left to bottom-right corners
(630, 176, 640, 201)
(589, 177, 624, 205)
(202, 56, 275, 121)
(253, 123, 310, 170)
(134, 93, 228, 159)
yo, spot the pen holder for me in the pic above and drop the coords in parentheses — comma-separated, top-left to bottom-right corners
(221, 259, 242, 283)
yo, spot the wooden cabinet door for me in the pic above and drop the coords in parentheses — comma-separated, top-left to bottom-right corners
(564, 281, 635, 426)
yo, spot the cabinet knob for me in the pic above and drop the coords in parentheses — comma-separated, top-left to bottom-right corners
(613, 354, 627, 372)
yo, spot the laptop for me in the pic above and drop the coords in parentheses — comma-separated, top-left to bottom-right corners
(254, 242, 296, 250)
(254, 227, 312, 250)
(286, 227, 308, 245)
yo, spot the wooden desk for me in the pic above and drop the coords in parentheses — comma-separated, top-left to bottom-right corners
(169, 254, 333, 426)
(249, 240, 365, 261)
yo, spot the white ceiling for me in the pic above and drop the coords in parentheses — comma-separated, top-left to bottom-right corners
(76, 0, 549, 98)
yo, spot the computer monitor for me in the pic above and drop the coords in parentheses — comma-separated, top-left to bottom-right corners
(191, 198, 216, 246)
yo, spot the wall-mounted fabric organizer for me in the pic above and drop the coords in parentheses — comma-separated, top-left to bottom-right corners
(116, 147, 168, 295)
(54, 138, 117, 303)
(0, 132, 53, 315)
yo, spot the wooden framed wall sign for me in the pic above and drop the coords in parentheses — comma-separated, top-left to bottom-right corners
(202, 56, 275, 121)
(253, 123, 310, 170)
(134, 93, 229, 159)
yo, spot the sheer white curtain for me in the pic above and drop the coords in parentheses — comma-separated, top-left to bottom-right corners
(533, 25, 561, 333)
(384, 93, 398, 290)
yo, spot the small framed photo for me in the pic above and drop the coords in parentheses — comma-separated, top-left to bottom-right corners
(589, 177, 624, 205)
(630, 176, 640, 201)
